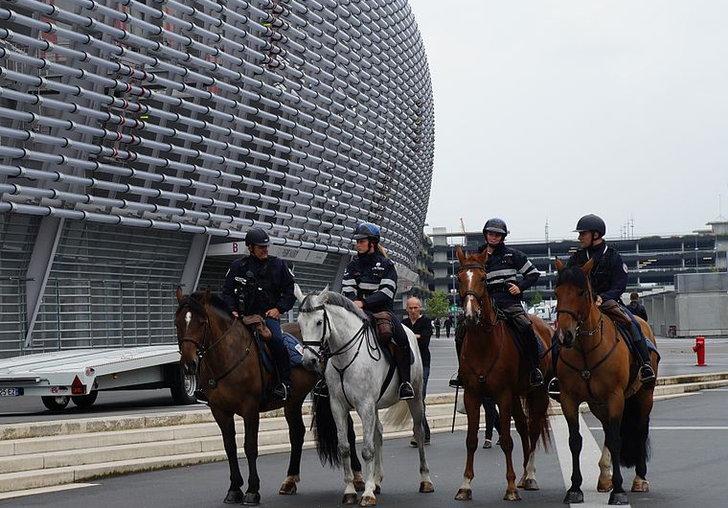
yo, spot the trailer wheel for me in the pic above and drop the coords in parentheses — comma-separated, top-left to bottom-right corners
(41, 395, 70, 411)
(72, 391, 99, 409)
(170, 365, 198, 405)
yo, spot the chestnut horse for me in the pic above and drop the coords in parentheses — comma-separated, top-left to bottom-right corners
(553, 258, 659, 505)
(174, 288, 362, 505)
(454, 247, 552, 502)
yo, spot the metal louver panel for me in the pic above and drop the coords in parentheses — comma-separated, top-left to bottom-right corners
(27, 222, 193, 352)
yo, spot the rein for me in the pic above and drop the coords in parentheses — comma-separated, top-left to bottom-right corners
(178, 296, 254, 388)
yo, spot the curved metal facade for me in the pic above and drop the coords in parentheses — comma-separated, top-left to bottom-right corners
(0, 0, 434, 355)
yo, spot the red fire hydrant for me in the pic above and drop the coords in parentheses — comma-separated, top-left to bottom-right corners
(692, 336, 706, 366)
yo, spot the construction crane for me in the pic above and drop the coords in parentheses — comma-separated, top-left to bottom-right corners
(459, 218, 466, 233)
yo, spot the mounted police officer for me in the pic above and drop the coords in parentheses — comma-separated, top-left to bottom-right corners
(449, 218, 545, 388)
(548, 214, 656, 396)
(221, 228, 296, 401)
(341, 222, 415, 400)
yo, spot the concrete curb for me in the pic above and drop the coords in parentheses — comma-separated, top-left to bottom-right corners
(1, 372, 727, 497)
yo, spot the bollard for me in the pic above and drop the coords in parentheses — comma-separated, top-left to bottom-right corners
(692, 336, 706, 366)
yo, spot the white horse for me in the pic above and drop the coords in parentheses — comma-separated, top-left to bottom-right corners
(295, 287, 434, 506)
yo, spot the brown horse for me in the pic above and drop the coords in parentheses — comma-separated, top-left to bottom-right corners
(453, 247, 552, 502)
(174, 288, 363, 505)
(553, 258, 659, 505)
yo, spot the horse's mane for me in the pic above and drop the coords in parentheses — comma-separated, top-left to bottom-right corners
(301, 290, 368, 320)
(555, 264, 589, 290)
(189, 290, 234, 322)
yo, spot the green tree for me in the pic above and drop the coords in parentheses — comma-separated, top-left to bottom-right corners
(426, 290, 450, 318)
(531, 291, 543, 306)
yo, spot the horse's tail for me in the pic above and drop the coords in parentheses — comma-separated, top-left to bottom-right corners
(525, 390, 552, 452)
(620, 395, 651, 468)
(311, 393, 341, 467)
(382, 400, 410, 429)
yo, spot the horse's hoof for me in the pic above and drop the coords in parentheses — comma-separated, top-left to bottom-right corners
(597, 478, 613, 492)
(631, 478, 649, 493)
(353, 476, 366, 492)
(359, 495, 377, 507)
(223, 490, 243, 504)
(503, 490, 521, 501)
(278, 480, 297, 495)
(564, 489, 584, 504)
(342, 493, 358, 505)
(419, 481, 434, 493)
(454, 488, 472, 501)
(609, 491, 629, 505)
(522, 479, 539, 491)
(242, 492, 261, 506)
(374, 485, 381, 495)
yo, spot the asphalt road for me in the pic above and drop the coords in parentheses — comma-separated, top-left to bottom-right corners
(5, 387, 728, 507)
(1, 337, 726, 423)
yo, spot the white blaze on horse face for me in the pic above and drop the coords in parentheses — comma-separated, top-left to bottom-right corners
(184, 311, 192, 330)
(463, 271, 475, 317)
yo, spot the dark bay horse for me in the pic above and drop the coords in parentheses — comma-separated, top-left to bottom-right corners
(454, 247, 552, 502)
(553, 258, 659, 505)
(174, 288, 362, 505)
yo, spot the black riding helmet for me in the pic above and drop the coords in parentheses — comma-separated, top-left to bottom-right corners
(482, 218, 508, 237)
(245, 228, 270, 246)
(574, 214, 606, 237)
(352, 222, 381, 243)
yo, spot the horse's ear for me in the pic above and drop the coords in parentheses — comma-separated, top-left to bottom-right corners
(294, 283, 305, 303)
(582, 258, 595, 275)
(554, 258, 565, 272)
(201, 287, 211, 303)
(455, 246, 466, 266)
(318, 286, 329, 302)
(175, 286, 185, 303)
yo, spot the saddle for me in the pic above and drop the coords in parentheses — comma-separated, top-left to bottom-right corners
(242, 314, 272, 341)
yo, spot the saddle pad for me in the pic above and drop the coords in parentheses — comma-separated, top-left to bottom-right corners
(259, 331, 304, 373)
(615, 325, 660, 359)
(505, 321, 547, 358)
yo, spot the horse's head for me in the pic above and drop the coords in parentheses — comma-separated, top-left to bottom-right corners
(553, 258, 596, 347)
(174, 287, 233, 374)
(295, 284, 368, 370)
(455, 246, 492, 325)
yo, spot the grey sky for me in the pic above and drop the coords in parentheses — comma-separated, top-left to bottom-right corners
(410, 1, 728, 242)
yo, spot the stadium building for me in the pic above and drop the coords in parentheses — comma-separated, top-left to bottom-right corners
(0, 0, 434, 357)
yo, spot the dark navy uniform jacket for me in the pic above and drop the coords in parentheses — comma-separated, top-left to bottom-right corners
(566, 242, 627, 302)
(341, 252, 397, 313)
(477, 243, 540, 305)
(221, 255, 296, 316)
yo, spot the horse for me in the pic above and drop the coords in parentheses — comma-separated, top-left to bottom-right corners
(553, 258, 659, 505)
(453, 246, 552, 502)
(295, 286, 434, 506)
(174, 288, 364, 505)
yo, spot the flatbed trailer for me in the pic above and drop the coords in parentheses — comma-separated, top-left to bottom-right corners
(0, 346, 197, 410)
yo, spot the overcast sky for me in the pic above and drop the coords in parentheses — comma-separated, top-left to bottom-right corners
(409, 1, 728, 242)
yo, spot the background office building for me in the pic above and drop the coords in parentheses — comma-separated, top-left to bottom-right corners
(0, 0, 434, 357)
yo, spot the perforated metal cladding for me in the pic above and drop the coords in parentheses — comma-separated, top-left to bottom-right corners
(0, 0, 435, 267)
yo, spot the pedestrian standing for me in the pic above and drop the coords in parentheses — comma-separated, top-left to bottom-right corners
(403, 296, 432, 446)
(444, 315, 453, 338)
(434, 317, 441, 338)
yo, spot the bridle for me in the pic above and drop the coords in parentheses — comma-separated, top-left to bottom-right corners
(176, 295, 252, 387)
(458, 262, 501, 329)
(554, 286, 603, 339)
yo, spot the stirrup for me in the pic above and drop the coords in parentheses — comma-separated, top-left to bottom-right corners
(530, 368, 544, 387)
(448, 373, 464, 389)
(547, 378, 560, 401)
(313, 379, 329, 398)
(639, 364, 656, 384)
(399, 382, 415, 400)
(193, 389, 209, 404)
(272, 382, 290, 401)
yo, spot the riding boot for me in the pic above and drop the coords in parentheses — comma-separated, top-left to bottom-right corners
(449, 321, 466, 388)
(628, 321, 656, 384)
(193, 389, 209, 404)
(547, 333, 561, 401)
(525, 328, 544, 387)
(269, 338, 292, 401)
(392, 344, 415, 400)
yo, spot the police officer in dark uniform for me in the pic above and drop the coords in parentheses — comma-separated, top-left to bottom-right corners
(548, 215, 655, 396)
(449, 218, 545, 388)
(221, 228, 296, 401)
(341, 222, 415, 400)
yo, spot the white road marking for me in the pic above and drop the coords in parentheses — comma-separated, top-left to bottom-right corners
(551, 414, 631, 507)
(0, 483, 99, 500)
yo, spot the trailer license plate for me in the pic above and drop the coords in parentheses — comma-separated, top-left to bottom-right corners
(0, 387, 22, 397)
